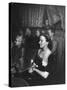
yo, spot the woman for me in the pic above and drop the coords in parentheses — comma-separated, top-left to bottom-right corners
(28, 34, 56, 85)
(33, 34, 51, 78)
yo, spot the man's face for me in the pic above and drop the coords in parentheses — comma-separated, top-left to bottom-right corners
(15, 35, 22, 46)
(48, 30, 53, 37)
(25, 28, 31, 36)
(36, 30, 40, 37)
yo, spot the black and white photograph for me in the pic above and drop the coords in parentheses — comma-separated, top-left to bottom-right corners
(9, 2, 65, 87)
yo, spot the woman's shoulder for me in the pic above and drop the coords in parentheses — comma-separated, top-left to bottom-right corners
(38, 48, 51, 57)
(46, 48, 51, 57)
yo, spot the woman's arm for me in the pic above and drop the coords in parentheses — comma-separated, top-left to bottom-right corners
(42, 49, 51, 67)
(33, 68, 49, 79)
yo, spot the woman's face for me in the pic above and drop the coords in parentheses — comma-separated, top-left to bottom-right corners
(39, 36, 48, 48)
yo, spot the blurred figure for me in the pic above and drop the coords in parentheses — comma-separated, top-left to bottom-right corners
(47, 28, 65, 83)
(11, 30, 25, 73)
(24, 28, 34, 69)
(47, 29, 57, 54)
(30, 29, 41, 62)
(35, 29, 40, 37)
(34, 29, 40, 49)
(45, 19, 49, 26)
(15, 35, 23, 47)
(15, 30, 24, 47)
(25, 28, 31, 36)
(41, 30, 45, 34)
(45, 19, 50, 30)
(22, 29, 41, 80)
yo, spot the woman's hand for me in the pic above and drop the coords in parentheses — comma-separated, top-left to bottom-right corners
(42, 60, 48, 67)
(32, 67, 49, 79)
(42, 71, 49, 79)
(28, 67, 34, 73)
(28, 62, 38, 73)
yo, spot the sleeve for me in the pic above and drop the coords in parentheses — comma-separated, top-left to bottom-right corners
(47, 53, 57, 75)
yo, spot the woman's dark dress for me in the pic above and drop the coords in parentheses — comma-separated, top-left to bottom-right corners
(14, 49, 57, 86)
(21, 51, 57, 86)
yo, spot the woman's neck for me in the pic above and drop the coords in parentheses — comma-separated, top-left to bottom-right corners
(42, 45, 48, 51)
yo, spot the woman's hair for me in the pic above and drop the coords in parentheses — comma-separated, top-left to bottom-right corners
(40, 33, 50, 42)
(40, 33, 52, 50)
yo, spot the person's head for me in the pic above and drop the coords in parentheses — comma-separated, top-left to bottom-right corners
(39, 34, 49, 48)
(15, 35, 23, 47)
(41, 30, 45, 34)
(45, 19, 49, 26)
(47, 28, 55, 38)
(36, 29, 40, 37)
(25, 28, 31, 36)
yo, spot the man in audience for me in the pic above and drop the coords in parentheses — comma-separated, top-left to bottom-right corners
(47, 28, 65, 83)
